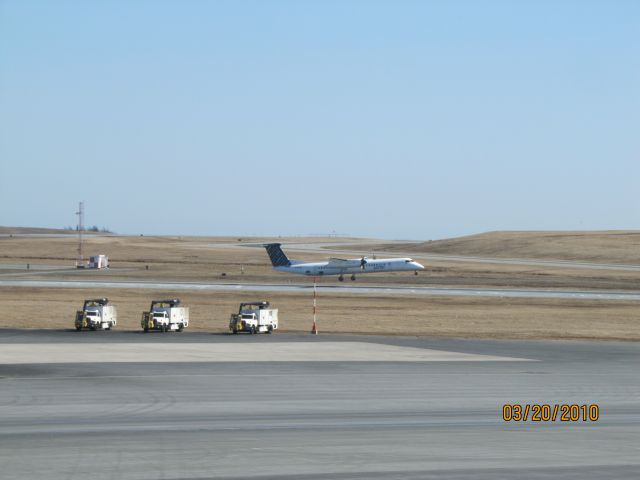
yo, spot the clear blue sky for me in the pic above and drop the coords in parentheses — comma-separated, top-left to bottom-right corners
(1, 0, 638, 239)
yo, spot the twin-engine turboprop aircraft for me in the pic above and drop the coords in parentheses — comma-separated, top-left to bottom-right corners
(263, 243, 424, 281)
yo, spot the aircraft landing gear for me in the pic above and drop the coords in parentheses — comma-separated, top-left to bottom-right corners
(414, 270, 419, 275)
(338, 275, 344, 282)
(350, 274, 356, 281)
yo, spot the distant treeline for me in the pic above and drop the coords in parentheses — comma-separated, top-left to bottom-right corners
(63, 226, 114, 233)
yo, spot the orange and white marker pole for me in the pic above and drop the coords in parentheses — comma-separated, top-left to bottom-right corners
(311, 276, 318, 335)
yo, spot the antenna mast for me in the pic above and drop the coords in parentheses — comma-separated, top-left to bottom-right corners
(76, 201, 84, 267)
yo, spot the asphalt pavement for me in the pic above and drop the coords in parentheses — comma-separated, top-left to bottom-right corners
(0, 331, 638, 479)
(2, 278, 640, 301)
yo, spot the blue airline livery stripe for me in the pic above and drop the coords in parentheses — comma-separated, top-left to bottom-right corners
(264, 244, 291, 267)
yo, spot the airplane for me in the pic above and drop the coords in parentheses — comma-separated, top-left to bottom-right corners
(263, 243, 425, 281)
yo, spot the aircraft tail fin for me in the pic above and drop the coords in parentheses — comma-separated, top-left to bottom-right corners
(264, 243, 291, 267)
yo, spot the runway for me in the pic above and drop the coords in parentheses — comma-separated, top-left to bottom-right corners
(0, 331, 638, 479)
(239, 241, 640, 272)
(2, 278, 640, 301)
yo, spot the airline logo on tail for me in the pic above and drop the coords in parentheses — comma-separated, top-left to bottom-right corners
(264, 243, 291, 267)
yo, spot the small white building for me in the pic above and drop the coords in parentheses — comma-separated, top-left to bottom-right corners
(88, 255, 109, 269)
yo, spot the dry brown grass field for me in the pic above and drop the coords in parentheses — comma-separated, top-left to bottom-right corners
(1, 231, 639, 340)
(0, 287, 638, 341)
(0, 226, 81, 235)
(375, 230, 640, 264)
(1, 233, 639, 290)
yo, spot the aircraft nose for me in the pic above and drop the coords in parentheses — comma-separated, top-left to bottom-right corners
(414, 261, 425, 270)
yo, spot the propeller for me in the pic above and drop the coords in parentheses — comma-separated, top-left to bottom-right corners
(360, 257, 367, 270)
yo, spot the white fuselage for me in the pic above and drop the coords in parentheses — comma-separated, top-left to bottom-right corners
(275, 258, 424, 276)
